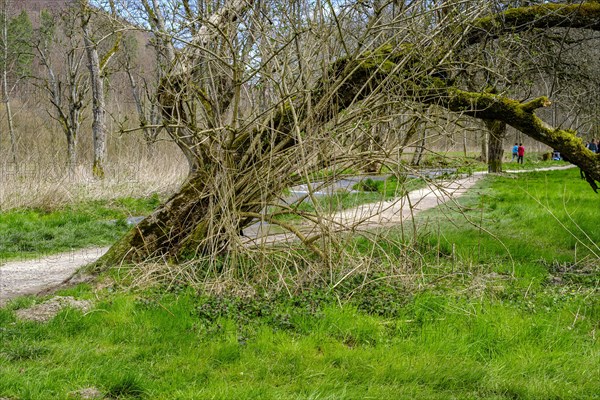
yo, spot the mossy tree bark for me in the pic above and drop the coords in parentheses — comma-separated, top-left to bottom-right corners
(429, 91, 600, 184)
(485, 119, 507, 173)
(98, 42, 414, 265)
(465, 2, 600, 47)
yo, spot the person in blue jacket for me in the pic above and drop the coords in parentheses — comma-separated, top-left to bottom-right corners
(512, 143, 519, 161)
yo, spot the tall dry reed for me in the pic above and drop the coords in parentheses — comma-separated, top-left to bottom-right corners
(0, 101, 187, 210)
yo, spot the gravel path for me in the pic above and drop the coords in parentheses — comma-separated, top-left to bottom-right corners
(0, 247, 109, 306)
(242, 175, 483, 246)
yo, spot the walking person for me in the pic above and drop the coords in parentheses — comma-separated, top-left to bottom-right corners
(517, 143, 525, 164)
(512, 143, 519, 161)
(587, 139, 598, 153)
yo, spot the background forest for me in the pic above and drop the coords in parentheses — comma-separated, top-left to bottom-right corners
(1, 0, 599, 213)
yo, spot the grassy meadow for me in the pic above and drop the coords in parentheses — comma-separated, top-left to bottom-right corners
(0, 166, 598, 399)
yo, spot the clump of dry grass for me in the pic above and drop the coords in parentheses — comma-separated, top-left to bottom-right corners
(0, 102, 187, 211)
(0, 150, 187, 211)
(112, 227, 427, 298)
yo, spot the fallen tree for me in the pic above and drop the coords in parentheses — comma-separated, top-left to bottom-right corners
(97, 1, 600, 267)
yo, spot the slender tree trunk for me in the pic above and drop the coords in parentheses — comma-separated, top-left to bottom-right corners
(67, 82, 82, 175)
(480, 131, 488, 163)
(1, 3, 16, 168)
(398, 107, 427, 161)
(66, 129, 77, 174)
(485, 119, 507, 173)
(81, 8, 106, 179)
(5, 99, 16, 165)
(125, 66, 157, 155)
(364, 124, 380, 172)
(411, 128, 426, 166)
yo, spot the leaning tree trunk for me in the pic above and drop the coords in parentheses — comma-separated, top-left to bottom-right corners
(97, 2, 600, 269)
(485, 119, 507, 173)
(100, 168, 234, 263)
(97, 37, 401, 267)
(100, 57, 600, 268)
(102, 75, 600, 270)
(98, 139, 296, 264)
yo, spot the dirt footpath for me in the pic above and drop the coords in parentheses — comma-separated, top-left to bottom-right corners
(0, 247, 108, 306)
(242, 175, 484, 246)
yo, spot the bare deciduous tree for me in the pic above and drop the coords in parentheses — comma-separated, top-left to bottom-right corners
(95, 0, 600, 269)
(119, 32, 162, 155)
(0, 1, 33, 169)
(35, 8, 89, 173)
(79, 0, 122, 178)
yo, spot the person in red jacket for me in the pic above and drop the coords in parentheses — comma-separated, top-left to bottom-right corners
(517, 143, 525, 164)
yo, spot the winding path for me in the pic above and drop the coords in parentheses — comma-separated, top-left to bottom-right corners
(241, 175, 483, 246)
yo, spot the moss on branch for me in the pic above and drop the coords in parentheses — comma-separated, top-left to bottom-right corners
(430, 88, 600, 187)
(98, 1, 600, 268)
(468, 3, 600, 46)
(521, 97, 552, 113)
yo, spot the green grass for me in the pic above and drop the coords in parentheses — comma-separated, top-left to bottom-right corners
(0, 283, 597, 399)
(415, 168, 600, 266)
(281, 157, 566, 222)
(0, 168, 598, 399)
(0, 195, 161, 262)
(450, 153, 569, 174)
(503, 158, 568, 171)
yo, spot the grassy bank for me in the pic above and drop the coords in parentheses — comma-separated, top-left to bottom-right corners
(414, 167, 600, 269)
(0, 195, 161, 262)
(0, 168, 598, 399)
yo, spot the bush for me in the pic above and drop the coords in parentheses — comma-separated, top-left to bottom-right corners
(355, 178, 380, 192)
